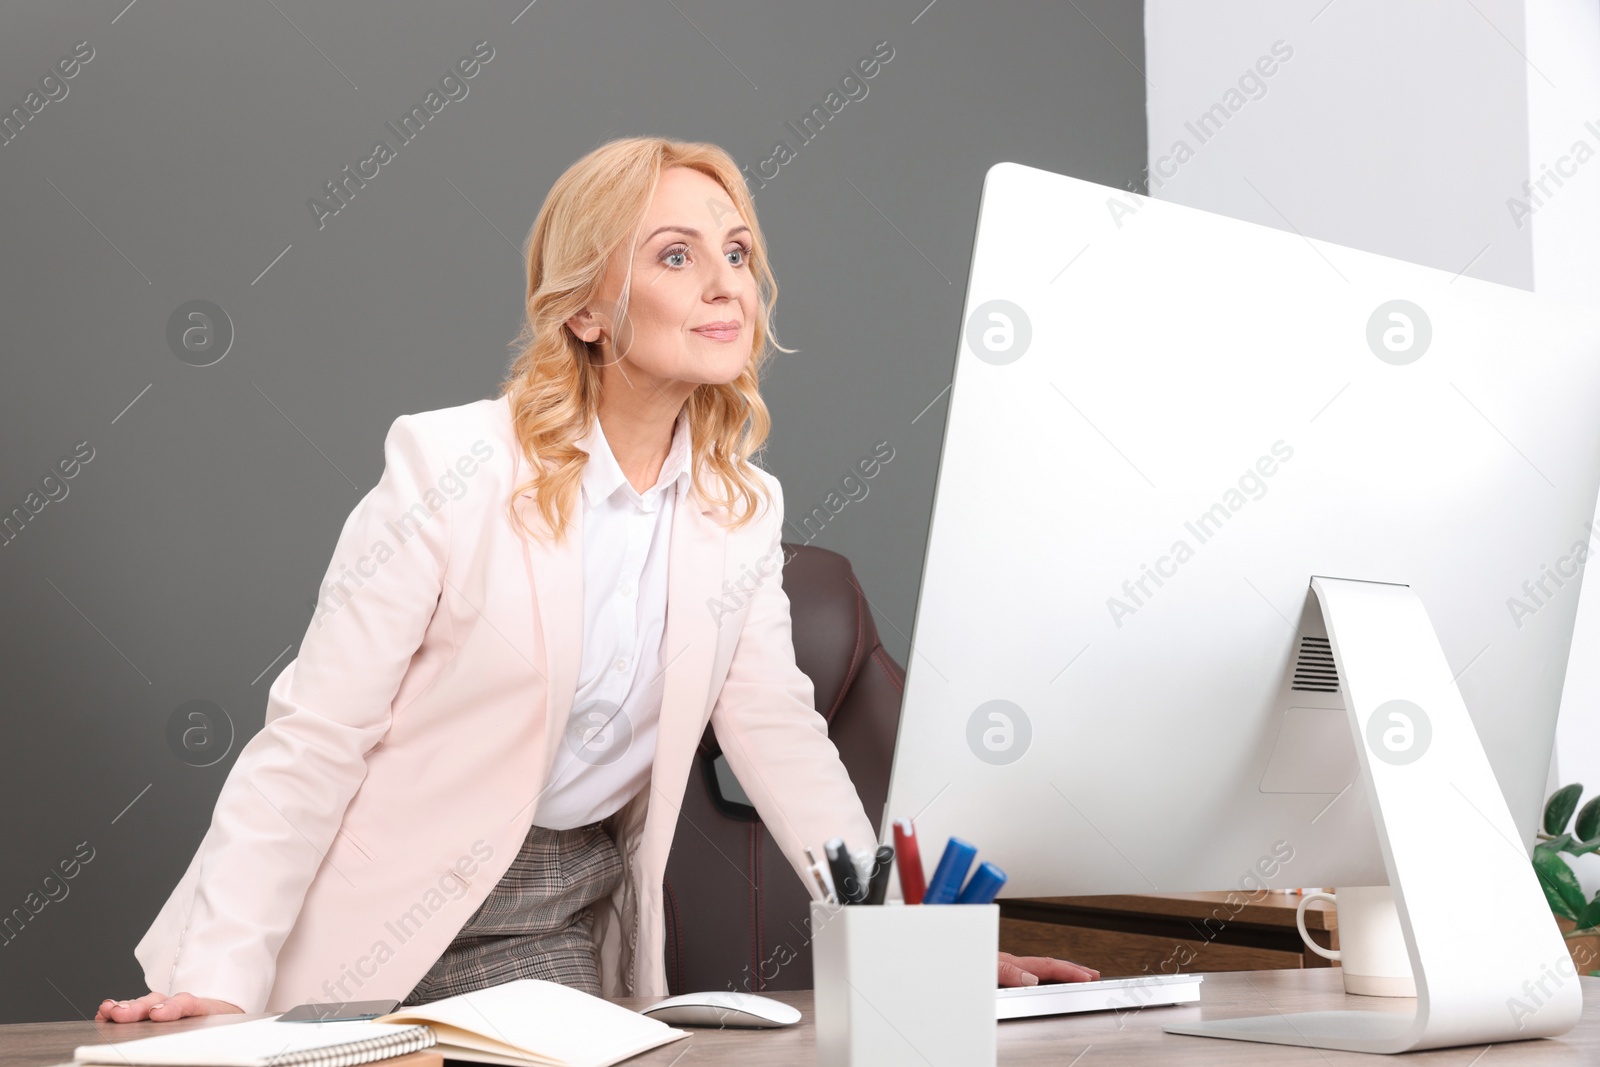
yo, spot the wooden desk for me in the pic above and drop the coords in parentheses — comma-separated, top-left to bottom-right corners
(11, 971, 1598, 1066)
(1000, 892, 1339, 974)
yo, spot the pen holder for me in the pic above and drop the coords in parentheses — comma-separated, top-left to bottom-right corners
(810, 900, 998, 1067)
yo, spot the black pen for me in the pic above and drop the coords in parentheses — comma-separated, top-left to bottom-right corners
(825, 837, 866, 904)
(864, 845, 896, 904)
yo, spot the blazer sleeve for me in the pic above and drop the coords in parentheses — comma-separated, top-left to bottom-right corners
(707, 473, 878, 895)
(134, 414, 453, 1012)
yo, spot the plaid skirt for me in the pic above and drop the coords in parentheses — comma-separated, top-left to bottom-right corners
(400, 821, 623, 1005)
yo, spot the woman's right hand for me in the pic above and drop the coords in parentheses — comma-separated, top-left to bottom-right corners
(96, 992, 244, 1023)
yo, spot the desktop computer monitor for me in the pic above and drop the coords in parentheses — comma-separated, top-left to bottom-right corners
(879, 162, 1600, 1052)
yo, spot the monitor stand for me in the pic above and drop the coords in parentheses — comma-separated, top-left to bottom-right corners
(1164, 576, 1582, 1053)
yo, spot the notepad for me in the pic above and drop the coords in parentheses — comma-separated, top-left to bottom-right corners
(371, 979, 689, 1067)
(73, 1018, 434, 1067)
(74, 979, 689, 1067)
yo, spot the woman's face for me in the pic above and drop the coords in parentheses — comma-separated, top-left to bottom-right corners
(571, 166, 759, 398)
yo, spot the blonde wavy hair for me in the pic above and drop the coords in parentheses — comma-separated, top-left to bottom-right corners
(498, 136, 789, 543)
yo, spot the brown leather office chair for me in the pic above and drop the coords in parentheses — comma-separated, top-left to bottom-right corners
(662, 542, 906, 994)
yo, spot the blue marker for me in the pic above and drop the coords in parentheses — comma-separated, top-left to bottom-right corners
(955, 861, 1008, 905)
(923, 837, 978, 904)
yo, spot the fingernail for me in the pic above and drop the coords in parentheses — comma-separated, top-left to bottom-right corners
(152, 1003, 166, 1011)
(1021, 973, 1039, 986)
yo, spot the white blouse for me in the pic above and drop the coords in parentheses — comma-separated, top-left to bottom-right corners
(531, 408, 692, 830)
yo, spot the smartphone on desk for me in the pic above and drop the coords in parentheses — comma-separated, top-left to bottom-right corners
(277, 999, 399, 1023)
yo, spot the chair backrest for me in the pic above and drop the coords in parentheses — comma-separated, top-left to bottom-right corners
(661, 542, 906, 994)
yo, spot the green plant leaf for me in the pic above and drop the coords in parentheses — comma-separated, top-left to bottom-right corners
(1534, 846, 1586, 920)
(1576, 897, 1600, 932)
(1542, 833, 1575, 854)
(1577, 796, 1600, 842)
(1567, 836, 1600, 857)
(1546, 783, 1584, 835)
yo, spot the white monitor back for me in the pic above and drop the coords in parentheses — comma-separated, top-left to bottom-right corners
(881, 161, 1600, 896)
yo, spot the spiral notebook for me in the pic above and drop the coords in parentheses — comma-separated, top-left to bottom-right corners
(73, 1018, 434, 1067)
(73, 979, 689, 1067)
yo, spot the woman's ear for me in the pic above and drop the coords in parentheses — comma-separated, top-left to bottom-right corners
(566, 309, 602, 344)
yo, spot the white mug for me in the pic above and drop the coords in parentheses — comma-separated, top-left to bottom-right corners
(1295, 885, 1416, 997)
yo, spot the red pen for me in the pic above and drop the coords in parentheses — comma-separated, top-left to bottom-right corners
(893, 817, 926, 905)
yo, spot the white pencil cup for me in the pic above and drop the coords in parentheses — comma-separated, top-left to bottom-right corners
(811, 900, 998, 1067)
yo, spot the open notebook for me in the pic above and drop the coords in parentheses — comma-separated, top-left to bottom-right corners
(73, 979, 689, 1067)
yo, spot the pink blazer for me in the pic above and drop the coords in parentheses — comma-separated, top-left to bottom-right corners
(134, 395, 876, 1013)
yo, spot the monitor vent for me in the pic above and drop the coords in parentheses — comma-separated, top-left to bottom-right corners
(1291, 636, 1340, 692)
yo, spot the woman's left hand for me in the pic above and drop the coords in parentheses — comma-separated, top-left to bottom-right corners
(997, 950, 1101, 987)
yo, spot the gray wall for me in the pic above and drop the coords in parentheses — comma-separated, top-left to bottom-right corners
(0, 1, 1145, 1021)
(1143, 0, 1532, 289)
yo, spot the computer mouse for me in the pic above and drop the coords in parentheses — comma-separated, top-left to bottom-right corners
(640, 990, 803, 1028)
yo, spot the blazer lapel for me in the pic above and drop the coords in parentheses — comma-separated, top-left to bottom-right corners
(511, 460, 586, 788)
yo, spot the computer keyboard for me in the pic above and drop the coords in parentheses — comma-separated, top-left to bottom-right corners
(995, 973, 1204, 1020)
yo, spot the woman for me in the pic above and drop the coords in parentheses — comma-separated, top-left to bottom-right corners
(98, 137, 1098, 1023)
